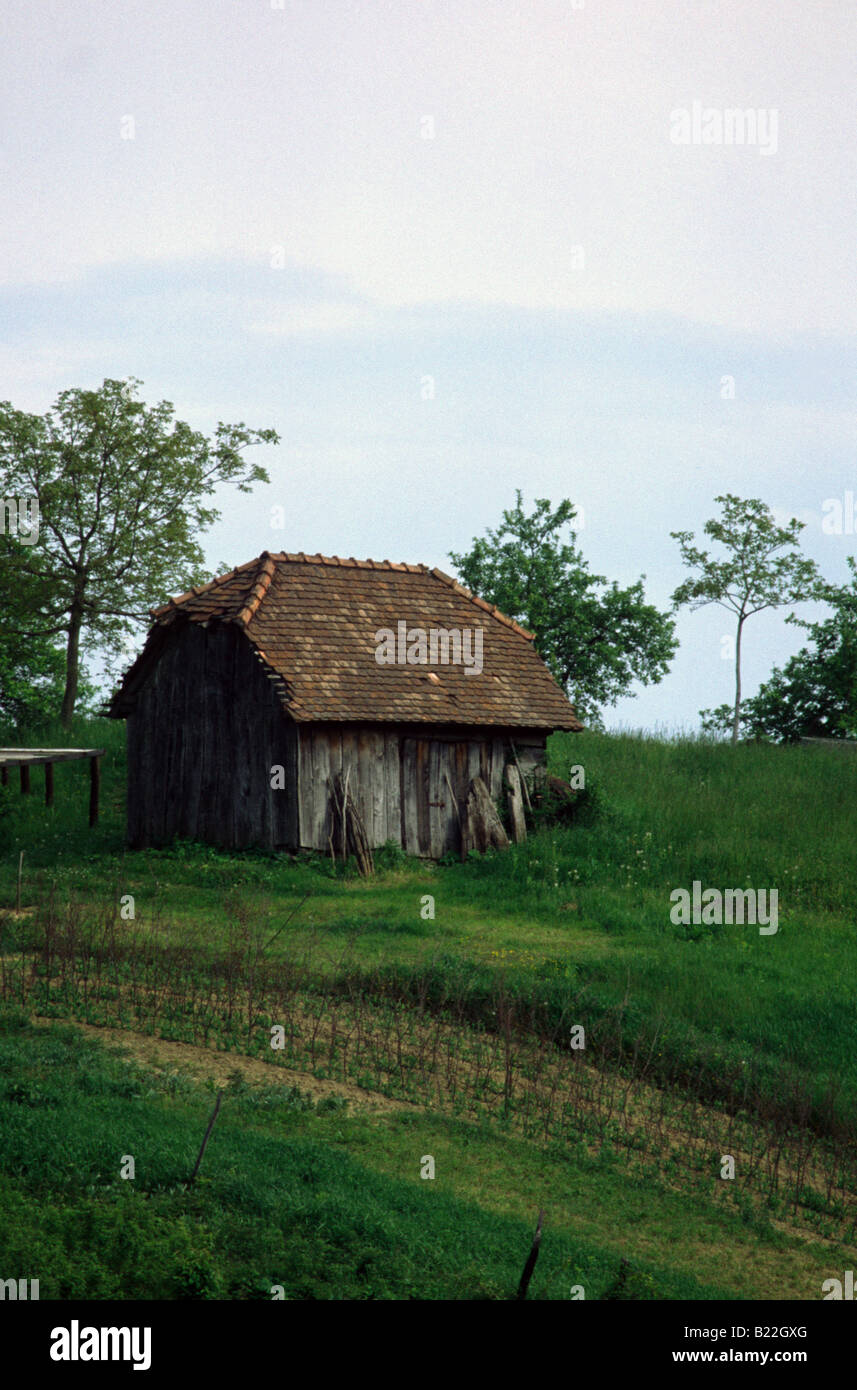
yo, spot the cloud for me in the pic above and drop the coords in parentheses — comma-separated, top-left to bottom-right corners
(1, 3, 855, 333)
(245, 301, 380, 337)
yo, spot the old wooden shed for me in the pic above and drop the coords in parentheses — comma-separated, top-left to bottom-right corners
(108, 551, 582, 856)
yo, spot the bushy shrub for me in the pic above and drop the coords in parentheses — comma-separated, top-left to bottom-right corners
(528, 772, 605, 829)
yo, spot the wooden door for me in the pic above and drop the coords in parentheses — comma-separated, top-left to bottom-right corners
(401, 737, 489, 858)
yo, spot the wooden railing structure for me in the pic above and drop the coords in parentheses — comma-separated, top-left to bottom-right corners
(0, 748, 106, 826)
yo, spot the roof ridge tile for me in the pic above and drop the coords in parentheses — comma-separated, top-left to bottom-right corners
(428, 566, 534, 640)
(236, 553, 277, 628)
(149, 555, 261, 619)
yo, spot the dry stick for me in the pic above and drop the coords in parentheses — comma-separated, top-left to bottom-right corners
(339, 765, 373, 877)
(444, 770, 461, 830)
(342, 765, 352, 859)
(16, 851, 23, 912)
(515, 1210, 544, 1300)
(509, 742, 533, 814)
(187, 1089, 225, 1186)
(326, 776, 337, 855)
(331, 772, 346, 860)
(260, 891, 313, 956)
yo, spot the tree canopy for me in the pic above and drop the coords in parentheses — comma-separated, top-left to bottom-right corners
(0, 531, 66, 728)
(448, 491, 677, 725)
(701, 556, 857, 742)
(0, 377, 278, 724)
(671, 495, 823, 743)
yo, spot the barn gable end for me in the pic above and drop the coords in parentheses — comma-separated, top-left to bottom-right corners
(124, 620, 298, 850)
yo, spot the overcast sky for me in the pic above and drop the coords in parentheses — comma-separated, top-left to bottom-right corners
(2, 0, 856, 730)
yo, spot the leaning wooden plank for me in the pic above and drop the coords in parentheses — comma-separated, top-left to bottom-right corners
(504, 763, 527, 844)
(461, 776, 510, 855)
(509, 740, 533, 813)
(187, 1089, 225, 1187)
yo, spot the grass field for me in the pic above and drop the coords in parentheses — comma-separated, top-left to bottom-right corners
(1, 716, 855, 1299)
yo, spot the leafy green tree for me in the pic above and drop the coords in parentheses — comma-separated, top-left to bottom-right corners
(671, 495, 823, 744)
(701, 557, 857, 742)
(0, 378, 279, 725)
(448, 491, 677, 724)
(0, 533, 66, 728)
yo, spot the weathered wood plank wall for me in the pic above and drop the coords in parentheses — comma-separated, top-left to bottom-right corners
(124, 621, 550, 857)
(126, 624, 298, 849)
(297, 725, 546, 858)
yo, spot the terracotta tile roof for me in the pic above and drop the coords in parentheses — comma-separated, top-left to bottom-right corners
(115, 551, 582, 730)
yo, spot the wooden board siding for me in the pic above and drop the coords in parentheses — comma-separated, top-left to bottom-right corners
(399, 735, 419, 856)
(295, 726, 548, 858)
(124, 624, 551, 859)
(125, 623, 298, 850)
(401, 734, 500, 857)
(299, 725, 392, 854)
(384, 733, 401, 843)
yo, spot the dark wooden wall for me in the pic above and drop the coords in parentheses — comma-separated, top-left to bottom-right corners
(126, 622, 298, 849)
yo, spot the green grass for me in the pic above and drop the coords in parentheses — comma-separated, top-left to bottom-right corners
(0, 1012, 744, 1300)
(1, 719, 856, 1298)
(2, 720, 855, 1131)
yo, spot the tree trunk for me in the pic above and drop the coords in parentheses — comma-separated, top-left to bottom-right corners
(732, 616, 744, 745)
(60, 602, 84, 728)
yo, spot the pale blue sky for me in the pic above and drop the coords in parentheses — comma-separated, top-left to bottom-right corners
(2, 1, 855, 729)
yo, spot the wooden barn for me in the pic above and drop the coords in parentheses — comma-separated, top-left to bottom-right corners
(108, 551, 582, 857)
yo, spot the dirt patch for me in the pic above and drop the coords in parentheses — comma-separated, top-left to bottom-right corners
(30, 1013, 417, 1115)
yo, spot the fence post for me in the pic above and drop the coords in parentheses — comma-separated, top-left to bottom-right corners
(515, 1210, 544, 1300)
(187, 1089, 225, 1186)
